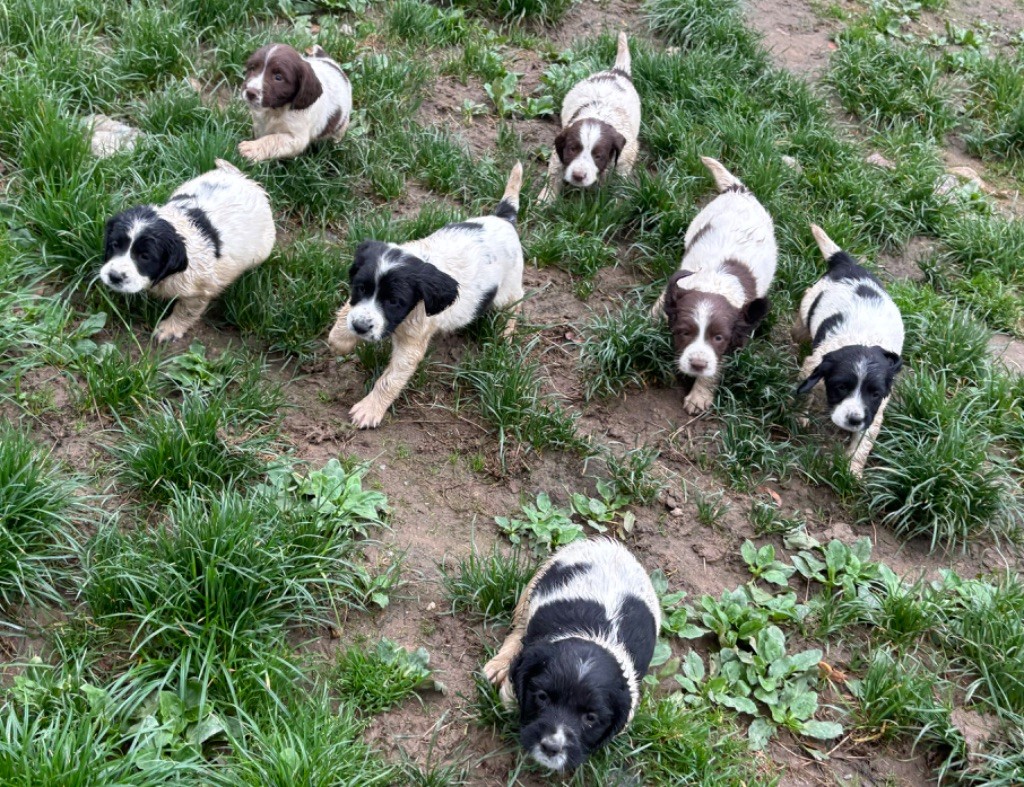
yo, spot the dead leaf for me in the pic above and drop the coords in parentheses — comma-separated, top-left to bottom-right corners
(757, 486, 782, 507)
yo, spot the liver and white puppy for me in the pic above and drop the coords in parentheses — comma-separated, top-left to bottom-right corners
(538, 32, 640, 202)
(794, 225, 905, 476)
(483, 539, 660, 772)
(238, 43, 352, 162)
(327, 163, 525, 429)
(652, 157, 776, 414)
(100, 160, 275, 342)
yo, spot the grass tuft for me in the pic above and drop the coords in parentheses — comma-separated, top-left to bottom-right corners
(440, 545, 534, 625)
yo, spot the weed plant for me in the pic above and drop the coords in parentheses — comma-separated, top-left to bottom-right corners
(440, 545, 534, 624)
(329, 639, 434, 715)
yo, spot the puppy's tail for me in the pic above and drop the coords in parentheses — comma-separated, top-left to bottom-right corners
(810, 224, 843, 261)
(494, 161, 523, 224)
(215, 158, 243, 176)
(700, 156, 748, 194)
(614, 31, 632, 76)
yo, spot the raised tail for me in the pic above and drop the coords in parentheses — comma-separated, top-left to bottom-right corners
(614, 31, 631, 76)
(700, 156, 748, 194)
(215, 158, 243, 175)
(810, 224, 843, 261)
(494, 161, 523, 224)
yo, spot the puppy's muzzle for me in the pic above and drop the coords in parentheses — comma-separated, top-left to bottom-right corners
(350, 317, 373, 337)
(105, 270, 126, 287)
(243, 88, 260, 105)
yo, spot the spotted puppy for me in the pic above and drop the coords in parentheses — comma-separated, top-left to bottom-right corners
(327, 163, 524, 429)
(794, 225, 905, 476)
(238, 43, 352, 162)
(100, 160, 275, 342)
(538, 32, 640, 202)
(652, 157, 776, 414)
(483, 538, 660, 773)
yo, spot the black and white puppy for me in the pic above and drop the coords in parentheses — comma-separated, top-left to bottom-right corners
(327, 163, 524, 429)
(238, 43, 352, 162)
(794, 225, 905, 476)
(483, 539, 660, 772)
(100, 159, 275, 342)
(538, 32, 640, 202)
(652, 157, 777, 414)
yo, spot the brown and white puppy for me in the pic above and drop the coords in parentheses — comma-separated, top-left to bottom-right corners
(238, 44, 352, 162)
(483, 538, 660, 772)
(794, 225, 905, 477)
(538, 32, 640, 202)
(100, 160, 275, 342)
(327, 163, 525, 429)
(652, 157, 777, 414)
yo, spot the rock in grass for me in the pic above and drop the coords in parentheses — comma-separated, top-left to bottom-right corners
(88, 114, 142, 158)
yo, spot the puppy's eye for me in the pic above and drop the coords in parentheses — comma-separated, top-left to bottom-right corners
(534, 690, 549, 705)
(273, 72, 283, 81)
(582, 712, 599, 726)
(713, 334, 724, 342)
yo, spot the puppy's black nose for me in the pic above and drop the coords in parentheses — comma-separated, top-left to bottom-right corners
(571, 171, 586, 183)
(847, 414, 864, 428)
(351, 318, 371, 336)
(540, 741, 562, 758)
(107, 271, 125, 286)
(244, 88, 258, 102)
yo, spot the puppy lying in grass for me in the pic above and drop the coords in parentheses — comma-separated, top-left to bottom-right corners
(538, 32, 640, 202)
(238, 43, 352, 162)
(795, 225, 905, 476)
(327, 163, 525, 429)
(100, 159, 275, 342)
(483, 538, 660, 773)
(652, 157, 776, 414)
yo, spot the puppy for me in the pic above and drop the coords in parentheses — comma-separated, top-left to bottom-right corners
(652, 157, 776, 414)
(483, 538, 660, 772)
(100, 160, 275, 342)
(794, 225, 905, 476)
(327, 163, 525, 429)
(538, 32, 640, 202)
(238, 44, 352, 162)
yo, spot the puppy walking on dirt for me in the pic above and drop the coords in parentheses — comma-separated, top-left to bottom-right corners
(99, 159, 276, 342)
(794, 225, 905, 476)
(538, 32, 641, 202)
(483, 538, 660, 772)
(328, 163, 525, 429)
(652, 156, 777, 414)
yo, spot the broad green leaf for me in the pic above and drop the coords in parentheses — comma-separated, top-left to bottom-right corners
(719, 694, 758, 715)
(741, 540, 757, 566)
(800, 720, 844, 740)
(748, 718, 775, 750)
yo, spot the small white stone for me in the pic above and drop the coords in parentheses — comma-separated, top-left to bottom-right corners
(865, 152, 895, 169)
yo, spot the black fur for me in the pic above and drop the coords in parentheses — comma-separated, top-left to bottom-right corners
(169, 193, 196, 202)
(494, 199, 518, 224)
(103, 206, 188, 286)
(471, 285, 498, 323)
(824, 251, 880, 284)
(806, 291, 824, 329)
(185, 207, 221, 258)
(523, 599, 611, 643)
(855, 283, 882, 300)
(616, 594, 657, 683)
(812, 313, 845, 350)
(444, 221, 484, 233)
(796, 345, 903, 429)
(533, 561, 592, 596)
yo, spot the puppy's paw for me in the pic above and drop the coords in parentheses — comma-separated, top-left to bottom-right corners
(683, 388, 713, 415)
(153, 321, 188, 344)
(498, 678, 517, 708)
(237, 139, 265, 162)
(536, 186, 554, 204)
(327, 331, 358, 357)
(350, 397, 386, 429)
(796, 415, 811, 429)
(483, 656, 509, 686)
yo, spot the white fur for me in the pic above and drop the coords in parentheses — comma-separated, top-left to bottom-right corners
(328, 164, 525, 429)
(102, 160, 275, 342)
(539, 32, 641, 201)
(239, 45, 352, 162)
(534, 727, 569, 771)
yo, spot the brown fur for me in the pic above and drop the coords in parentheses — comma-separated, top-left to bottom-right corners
(245, 44, 323, 110)
(554, 119, 626, 175)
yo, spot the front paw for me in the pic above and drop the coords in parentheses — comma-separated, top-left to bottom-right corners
(327, 331, 358, 357)
(483, 656, 509, 686)
(350, 397, 386, 429)
(683, 388, 713, 415)
(537, 186, 555, 204)
(237, 139, 264, 162)
(153, 321, 188, 344)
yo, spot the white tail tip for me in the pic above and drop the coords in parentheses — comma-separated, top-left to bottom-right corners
(810, 224, 842, 259)
(615, 32, 631, 73)
(504, 161, 523, 199)
(700, 156, 743, 193)
(215, 158, 242, 174)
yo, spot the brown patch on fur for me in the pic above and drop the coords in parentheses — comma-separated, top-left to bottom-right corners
(554, 119, 626, 176)
(318, 108, 343, 139)
(256, 44, 323, 110)
(720, 258, 757, 302)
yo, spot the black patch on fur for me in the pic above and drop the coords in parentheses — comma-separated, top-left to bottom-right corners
(616, 594, 657, 682)
(103, 206, 188, 286)
(185, 207, 221, 258)
(812, 313, 845, 350)
(796, 345, 903, 428)
(472, 285, 498, 323)
(445, 220, 485, 233)
(824, 251, 879, 284)
(510, 638, 632, 771)
(169, 193, 195, 202)
(855, 284, 882, 300)
(534, 561, 591, 596)
(806, 292, 824, 328)
(686, 222, 714, 251)
(722, 183, 750, 193)
(588, 70, 628, 86)
(494, 198, 518, 224)
(525, 599, 611, 643)
(609, 66, 631, 80)
(567, 100, 598, 124)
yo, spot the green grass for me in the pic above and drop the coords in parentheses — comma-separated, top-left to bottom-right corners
(964, 51, 1024, 166)
(439, 544, 534, 625)
(328, 639, 434, 715)
(72, 342, 162, 417)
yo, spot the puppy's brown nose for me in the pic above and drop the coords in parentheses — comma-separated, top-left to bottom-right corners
(571, 171, 586, 183)
(690, 359, 707, 372)
(244, 88, 258, 102)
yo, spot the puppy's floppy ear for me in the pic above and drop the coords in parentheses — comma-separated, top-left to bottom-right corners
(796, 356, 832, 396)
(663, 269, 693, 321)
(882, 350, 903, 392)
(731, 297, 770, 349)
(409, 257, 459, 316)
(554, 126, 571, 164)
(148, 218, 189, 284)
(608, 127, 627, 164)
(291, 58, 323, 110)
(509, 644, 547, 710)
(103, 215, 122, 262)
